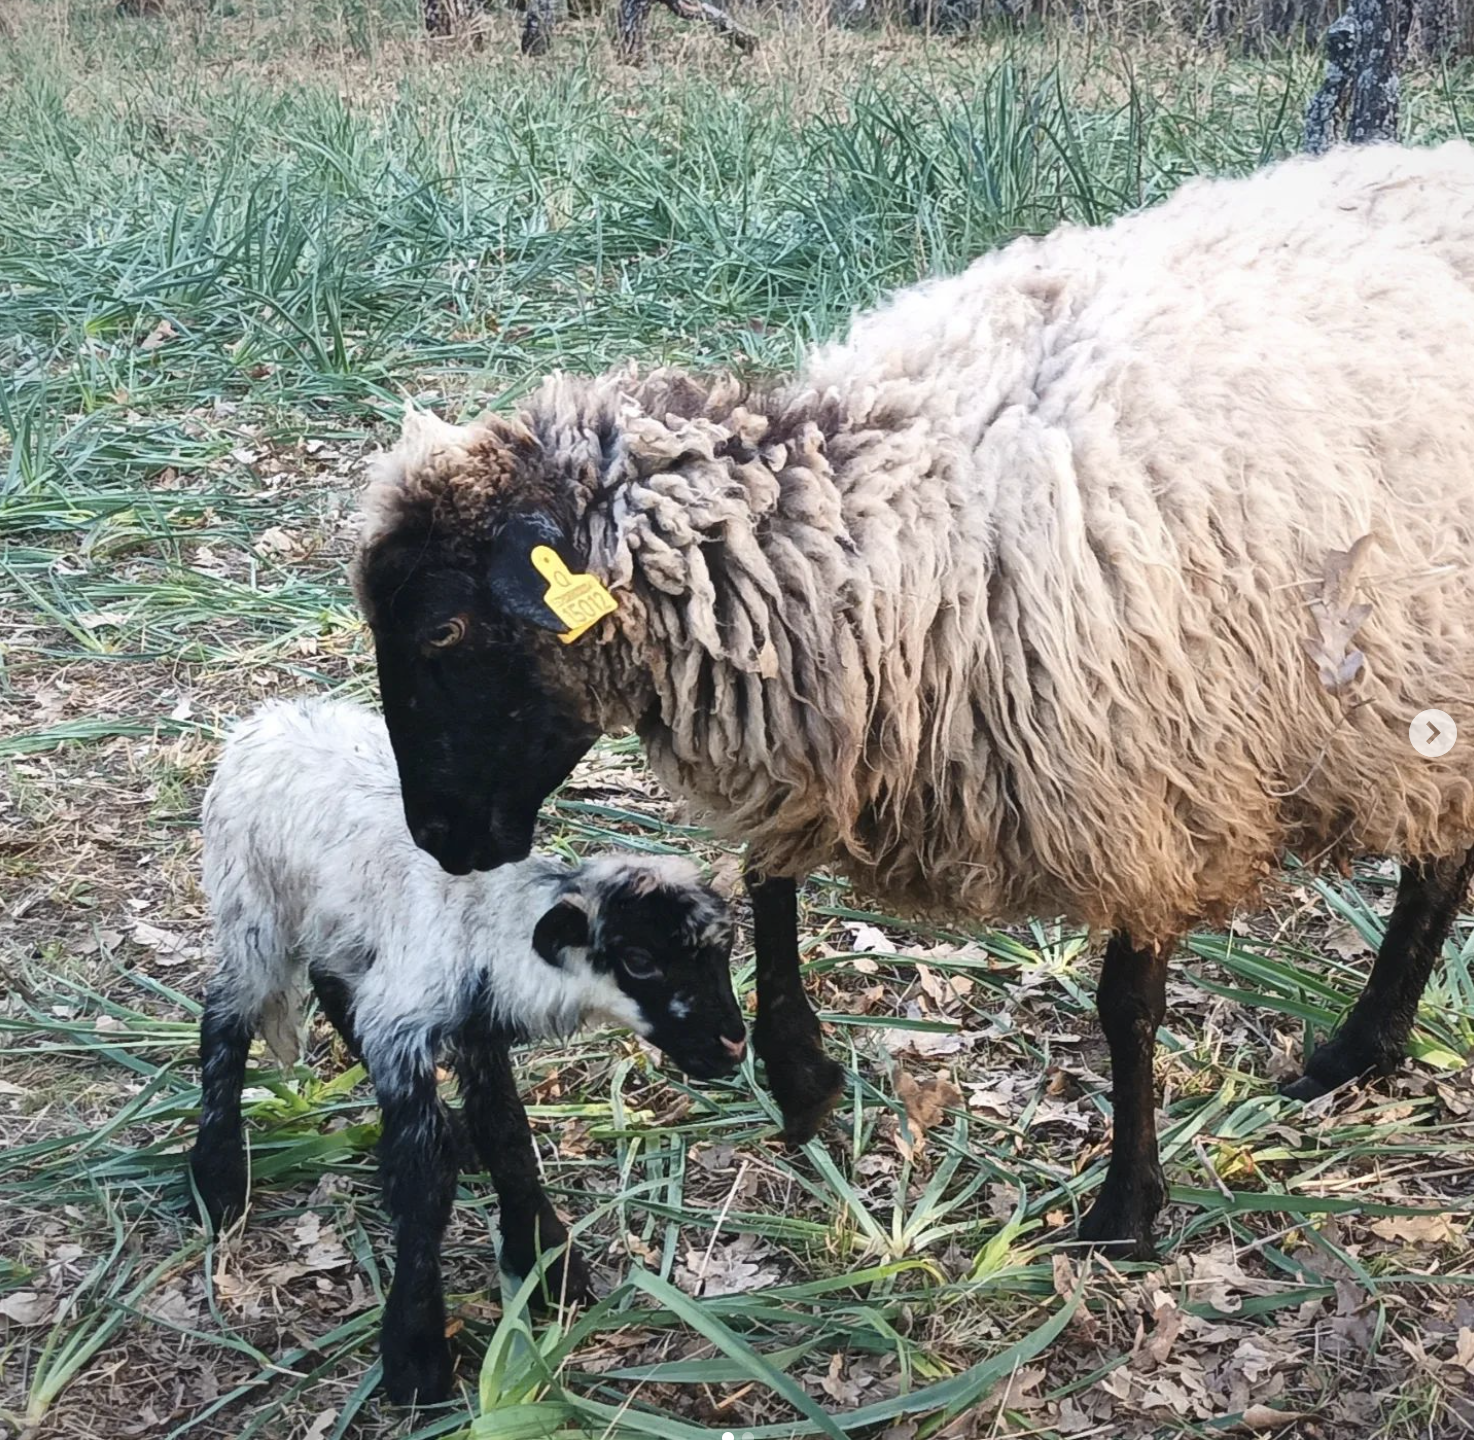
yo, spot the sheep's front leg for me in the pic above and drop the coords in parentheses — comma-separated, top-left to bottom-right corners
(746, 870, 845, 1146)
(372, 1041, 458, 1406)
(1283, 848, 1474, 1099)
(1077, 931, 1171, 1260)
(188, 994, 256, 1228)
(457, 1018, 593, 1307)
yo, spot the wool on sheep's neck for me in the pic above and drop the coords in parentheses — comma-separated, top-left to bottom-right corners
(527, 367, 1000, 914)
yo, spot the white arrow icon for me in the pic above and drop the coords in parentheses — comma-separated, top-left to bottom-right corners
(1411, 709, 1457, 758)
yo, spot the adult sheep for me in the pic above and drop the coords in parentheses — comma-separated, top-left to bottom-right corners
(354, 140, 1474, 1258)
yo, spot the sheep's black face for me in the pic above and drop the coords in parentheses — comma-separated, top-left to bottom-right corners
(534, 869, 746, 1082)
(359, 537, 598, 874)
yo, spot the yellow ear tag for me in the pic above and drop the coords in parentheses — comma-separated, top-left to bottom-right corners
(530, 545, 617, 644)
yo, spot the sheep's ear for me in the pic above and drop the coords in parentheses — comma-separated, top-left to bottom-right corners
(487, 513, 578, 633)
(532, 896, 590, 967)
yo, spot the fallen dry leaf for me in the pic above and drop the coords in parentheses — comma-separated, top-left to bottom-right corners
(1367, 1213, 1462, 1246)
(131, 921, 200, 966)
(1303, 534, 1374, 692)
(819, 1351, 870, 1407)
(1453, 1327, 1474, 1373)
(140, 318, 177, 351)
(676, 1235, 779, 1298)
(254, 525, 299, 558)
(1229, 1405, 1312, 1432)
(849, 923, 897, 955)
(302, 1409, 338, 1440)
(892, 1059, 962, 1162)
(260, 990, 304, 1069)
(0, 1291, 55, 1325)
(987, 1364, 1046, 1418)
(141, 1283, 198, 1326)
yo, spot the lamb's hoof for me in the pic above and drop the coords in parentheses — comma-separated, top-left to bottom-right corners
(187, 1145, 247, 1231)
(381, 1327, 455, 1407)
(771, 1053, 846, 1147)
(1077, 1165, 1167, 1262)
(533, 1247, 596, 1310)
(1280, 1031, 1394, 1102)
(503, 1230, 595, 1310)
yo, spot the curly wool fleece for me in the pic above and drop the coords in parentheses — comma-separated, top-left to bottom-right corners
(362, 141, 1474, 943)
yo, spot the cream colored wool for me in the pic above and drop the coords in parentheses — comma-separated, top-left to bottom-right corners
(364, 141, 1474, 943)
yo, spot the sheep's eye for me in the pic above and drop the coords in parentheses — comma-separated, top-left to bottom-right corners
(425, 617, 467, 651)
(620, 950, 661, 981)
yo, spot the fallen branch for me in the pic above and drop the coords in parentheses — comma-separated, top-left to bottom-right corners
(617, 0, 759, 60)
(660, 0, 760, 47)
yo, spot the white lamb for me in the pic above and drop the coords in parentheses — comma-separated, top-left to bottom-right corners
(185, 697, 742, 1405)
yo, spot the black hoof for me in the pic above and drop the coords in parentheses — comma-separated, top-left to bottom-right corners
(503, 1228, 595, 1309)
(381, 1327, 454, 1407)
(770, 1053, 845, 1146)
(1278, 1072, 1333, 1101)
(1077, 1165, 1166, 1261)
(1280, 1030, 1396, 1102)
(187, 1144, 247, 1230)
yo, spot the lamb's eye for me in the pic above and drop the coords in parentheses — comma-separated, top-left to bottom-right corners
(425, 617, 466, 651)
(620, 950, 661, 981)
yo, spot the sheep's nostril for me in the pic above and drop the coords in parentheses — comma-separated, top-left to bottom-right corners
(721, 1035, 746, 1060)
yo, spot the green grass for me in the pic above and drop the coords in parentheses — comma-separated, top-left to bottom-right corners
(7, 4, 1474, 1437)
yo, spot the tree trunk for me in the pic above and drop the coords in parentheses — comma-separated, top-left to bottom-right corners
(1304, 0, 1400, 153)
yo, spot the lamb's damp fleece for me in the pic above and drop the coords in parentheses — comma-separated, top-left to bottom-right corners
(201, 697, 714, 1059)
(363, 140, 1474, 943)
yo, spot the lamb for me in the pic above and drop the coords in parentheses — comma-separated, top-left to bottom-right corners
(186, 697, 743, 1405)
(351, 139, 1474, 1259)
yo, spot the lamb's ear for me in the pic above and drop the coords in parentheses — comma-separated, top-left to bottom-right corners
(532, 895, 591, 967)
(487, 513, 578, 633)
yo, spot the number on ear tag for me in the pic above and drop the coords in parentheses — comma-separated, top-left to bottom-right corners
(530, 545, 617, 644)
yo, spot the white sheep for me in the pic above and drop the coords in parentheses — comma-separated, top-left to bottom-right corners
(352, 140, 1474, 1259)
(186, 697, 742, 1405)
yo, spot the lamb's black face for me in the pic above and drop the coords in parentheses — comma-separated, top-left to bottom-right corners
(360, 538, 597, 874)
(534, 870, 745, 1082)
(600, 881, 745, 1082)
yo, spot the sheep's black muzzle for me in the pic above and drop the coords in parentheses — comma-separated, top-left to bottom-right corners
(406, 801, 533, 875)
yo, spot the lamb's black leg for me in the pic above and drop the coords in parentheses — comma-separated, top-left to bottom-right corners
(187, 995, 255, 1228)
(1078, 931, 1171, 1260)
(746, 870, 844, 1146)
(309, 962, 362, 1061)
(456, 1017, 593, 1307)
(1283, 849, 1474, 1100)
(521, 0, 554, 54)
(372, 1043, 458, 1407)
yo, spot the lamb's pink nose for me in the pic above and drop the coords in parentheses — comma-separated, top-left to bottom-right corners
(721, 1035, 747, 1060)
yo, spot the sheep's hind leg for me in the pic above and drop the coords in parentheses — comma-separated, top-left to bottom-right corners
(456, 1016, 593, 1307)
(188, 912, 293, 1229)
(188, 994, 256, 1229)
(1077, 931, 1171, 1260)
(371, 1038, 458, 1406)
(746, 871, 845, 1146)
(309, 960, 363, 1061)
(1282, 850, 1474, 1101)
